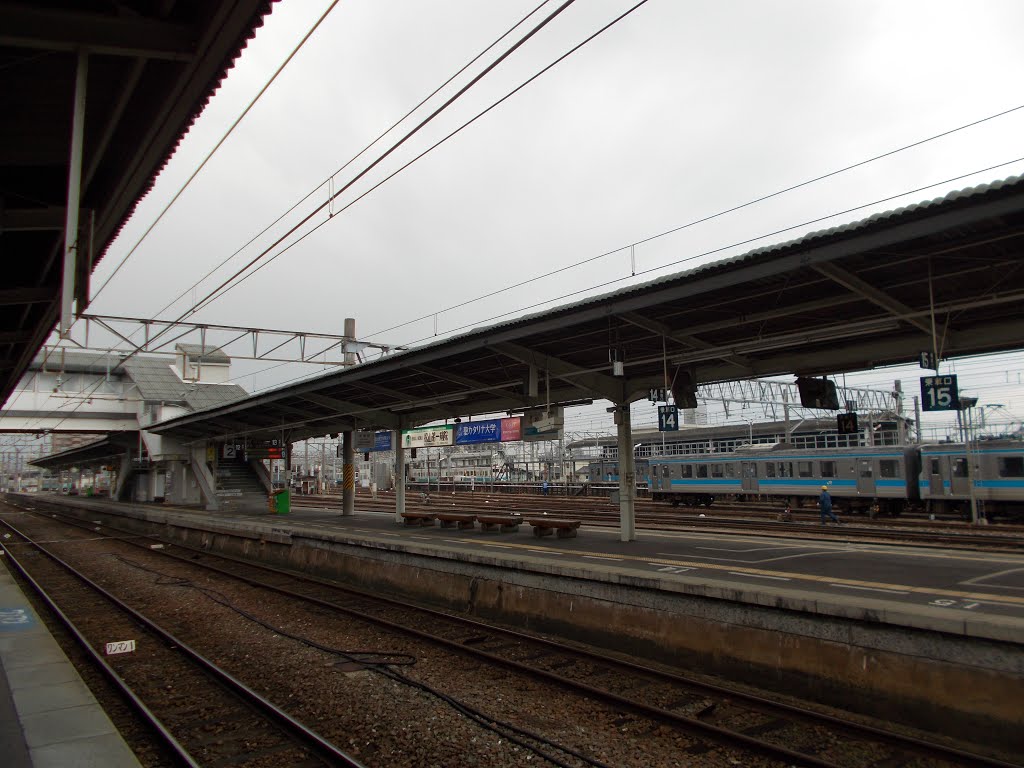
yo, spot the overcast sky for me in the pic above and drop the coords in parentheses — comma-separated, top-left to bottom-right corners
(77, 0, 1024, 437)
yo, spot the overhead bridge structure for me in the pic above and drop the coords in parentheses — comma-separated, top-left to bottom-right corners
(145, 175, 1024, 539)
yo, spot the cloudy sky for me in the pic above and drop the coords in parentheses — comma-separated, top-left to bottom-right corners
(78, 0, 1024, 438)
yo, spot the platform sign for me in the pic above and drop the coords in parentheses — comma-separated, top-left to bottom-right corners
(105, 639, 136, 655)
(402, 425, 454, 448)
(648, 387, 667, 403)
(919, 350, 937, 370)
(920, 375, 959, 411)
(836, 412, 859, 434)
(355, 431, 376, 451)
(374, 431, 392, 451)
(454, 417, 522, 445)
(658, 405, 679, 431)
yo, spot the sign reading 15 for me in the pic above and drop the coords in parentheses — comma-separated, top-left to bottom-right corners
(920, 375, 959, 412)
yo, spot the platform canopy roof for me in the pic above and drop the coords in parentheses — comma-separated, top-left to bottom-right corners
(31, 430, 139, 470)
(0, 0, 274, 406)
(149, 175, 1024, 445)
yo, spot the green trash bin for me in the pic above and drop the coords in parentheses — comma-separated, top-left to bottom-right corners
(274, 488, 291, 515)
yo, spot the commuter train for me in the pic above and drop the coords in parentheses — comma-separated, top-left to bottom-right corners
(648, 440, 1024, 519)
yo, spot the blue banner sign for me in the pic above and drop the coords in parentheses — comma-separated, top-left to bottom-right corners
(374, 431, 392, 451)
(455, 419, 503, 445)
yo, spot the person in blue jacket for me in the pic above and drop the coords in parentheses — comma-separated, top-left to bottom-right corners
(819, 485, 840, 524)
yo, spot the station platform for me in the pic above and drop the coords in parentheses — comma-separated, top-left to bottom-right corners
(4, 492, 1024, 753)
(0, 558, 142, 768)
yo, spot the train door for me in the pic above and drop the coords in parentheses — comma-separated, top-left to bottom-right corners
(856, 458, 875, 494)
(741, 462, 758, 492)
(949, 455, 970, 496)
(927, 456, 945, 496)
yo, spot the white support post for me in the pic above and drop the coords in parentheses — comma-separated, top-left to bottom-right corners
(394, 425, 406, 523)
(61, 50, 88, 337)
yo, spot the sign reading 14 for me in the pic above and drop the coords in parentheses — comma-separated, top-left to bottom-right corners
(658, 405, 679, 431)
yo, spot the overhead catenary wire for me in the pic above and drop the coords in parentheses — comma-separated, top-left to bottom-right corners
(131, 0, 558, 328)
(133, 0, 582, 354)
(89, 0, 345, 307)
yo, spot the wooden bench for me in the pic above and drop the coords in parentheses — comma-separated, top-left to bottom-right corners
(476, 514, 522, 533)
(400, 511, 437, 527)
(524, 517, 581, 538)
(435, 512, 477, 530)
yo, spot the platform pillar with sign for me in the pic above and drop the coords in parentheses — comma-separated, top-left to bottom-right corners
(342, 430, 355, 516)
(614, 403, 636, 542)
(394, 425, 406, 523)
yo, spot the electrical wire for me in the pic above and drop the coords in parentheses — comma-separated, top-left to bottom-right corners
(134, 0, 582, 353)
(132, 0, 558, 329)
(89, 0, 344, 306)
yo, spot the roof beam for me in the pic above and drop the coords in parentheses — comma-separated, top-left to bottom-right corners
(411, 364, 533, 406)
(618, 311, 753, 374)
(0, 286, 55, 306)
(812, 262, 936, 336)
(487, 342, 624, 402)
(0, 6, 196, 60)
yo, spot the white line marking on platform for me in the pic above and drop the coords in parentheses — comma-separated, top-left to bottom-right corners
(830, 584, 909, 595)
(528, 549, 562, 555)
(443, 539, 465, 544)
(583, 555, 623, 562)
(727, 572, 791, 581)
(650, 564, 695, 573)
(409, 536, 432, 541)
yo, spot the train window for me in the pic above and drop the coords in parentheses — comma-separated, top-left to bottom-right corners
(879, 460, 900, 478)
(765, 463, 776, 478)
(711, 464, 723, 478)
(743, 463, 757, 478)
(859, 461, 873, 478)
(999, 457, 1024, 477)
(778, 462, 793, 478)
(797, 461, 813, 477)
(952, 458, 968, 478)
(820, 461, 836, 478)
(696, 465, 708, 478)
(929, 459, 940, 475)
(725, 463, 736, 478)
(662, 466, 670, 478)
(681, 465, 693, 478)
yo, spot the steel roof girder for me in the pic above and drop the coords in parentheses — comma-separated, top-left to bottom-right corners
(410, 364, 532, 406)
(487, 342, 624, 403)
(298, 393, 400, 430)
(618, 310, 753, 373)
(812, 261, 935, 335)
(0, 5, 197, 60)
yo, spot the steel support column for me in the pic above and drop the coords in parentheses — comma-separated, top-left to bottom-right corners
(342, 430, 355, 515)
(615, 404, 636, 541)
(394, 424, 406, 523)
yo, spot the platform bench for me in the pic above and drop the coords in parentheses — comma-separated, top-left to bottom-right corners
(476, 514, 521, 533)
(524, 517, 581, 538)
(401, 511, 437, 527)
(436, 512, 477, 530)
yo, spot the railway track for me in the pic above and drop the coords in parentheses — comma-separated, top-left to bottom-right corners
(4, 501, 1017, 768)
(0, 515, 365, 768)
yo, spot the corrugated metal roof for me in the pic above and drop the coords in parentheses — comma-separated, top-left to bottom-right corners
(184, 384, 248, 411)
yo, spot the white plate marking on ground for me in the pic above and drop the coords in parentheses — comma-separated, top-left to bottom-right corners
(830, 583, 910, 595)
(582, 555, 623, 562)
(528, 549, 563, 555)
(726, 572, 791, 581)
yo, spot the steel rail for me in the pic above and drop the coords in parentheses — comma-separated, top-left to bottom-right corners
(0, 517, 367, 768)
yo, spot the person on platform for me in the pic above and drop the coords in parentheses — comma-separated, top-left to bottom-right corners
(819, 485, 840, 525)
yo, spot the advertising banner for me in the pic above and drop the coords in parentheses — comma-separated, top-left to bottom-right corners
(454, 417, 523, 445)
(374, 431, 393, 451)
(401, 425, 454, 448)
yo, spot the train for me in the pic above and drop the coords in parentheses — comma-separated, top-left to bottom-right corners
(648, 440, 1024, 520)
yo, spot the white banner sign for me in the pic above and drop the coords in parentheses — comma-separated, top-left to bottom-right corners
(401, 426, 454, 448)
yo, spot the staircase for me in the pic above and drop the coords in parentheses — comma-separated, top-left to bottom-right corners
(214, 457, 269, 513)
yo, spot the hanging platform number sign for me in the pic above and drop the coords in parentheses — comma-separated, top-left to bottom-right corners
(658, 405, 679, 431)
(920, 375, 959, 411)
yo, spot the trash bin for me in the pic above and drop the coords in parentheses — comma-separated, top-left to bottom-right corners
(274, 488, 290, 515)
